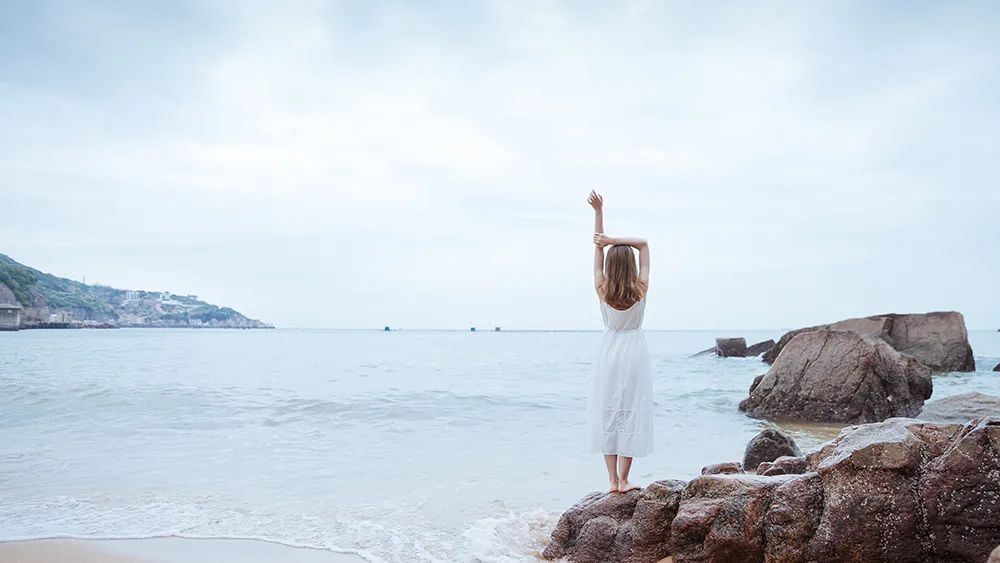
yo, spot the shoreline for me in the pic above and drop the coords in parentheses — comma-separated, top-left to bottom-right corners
(0, 538, 367, 563)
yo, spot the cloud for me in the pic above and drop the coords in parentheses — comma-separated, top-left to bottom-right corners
(1, 1, 997, 329)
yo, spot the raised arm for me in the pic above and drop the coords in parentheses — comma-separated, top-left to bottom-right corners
(588, 190, 606, 293)
(593, 234, 650, 293)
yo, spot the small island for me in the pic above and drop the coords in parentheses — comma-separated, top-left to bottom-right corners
(0, 253, 271, 330)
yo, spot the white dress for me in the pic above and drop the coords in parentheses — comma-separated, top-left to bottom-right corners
(588, 296, 654, 457)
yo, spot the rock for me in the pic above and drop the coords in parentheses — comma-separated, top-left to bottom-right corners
(544, 418, 1000, 562)
(989, 545, 1000, 563)
(745, 339, 776, 357)
(0, 282, 17, 305)
(887, 312, 976, 372)
(691, 346, 716, 358)
(761, 455, 808, 476)
(918, 392, 1000, 424)
(994, 363, 1000, 372)
(739, 329, 933, 423)
(701, 462, 742, 475)
(763, 312, 975, 373)
(743, 429, 802, 471)
(797, 419, 944, 562)
(541, 480, 685, 562)
(762, 472, 825, 562)
(715, 337, 747, 358)
(762, 315, 892, 364)
(918, 417, 1000, 561)
(672, 474, 795, 562)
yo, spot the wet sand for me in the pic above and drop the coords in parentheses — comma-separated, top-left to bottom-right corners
(0, 538, 367, 563)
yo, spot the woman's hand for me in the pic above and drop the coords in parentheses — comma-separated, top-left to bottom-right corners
(587, 190, 604, 211)
(593, 232, 612, 247)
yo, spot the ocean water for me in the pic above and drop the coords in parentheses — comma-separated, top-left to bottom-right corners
(2, 328, 999, 562)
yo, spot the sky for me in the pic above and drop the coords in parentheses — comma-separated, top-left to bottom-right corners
(1, 1, 998, 330)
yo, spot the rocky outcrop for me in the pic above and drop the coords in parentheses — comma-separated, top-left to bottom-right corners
(743, 429, 801, 472)
(918, 393, 1000, 424)
(672, 473, 791, 562)
(693, 338, 775, 358)
(691, 346, 716, 358)
(739, 329, 933, 423)
(763, 312, 975, 373)
(715, 338, 747, 358)
(994, 363, 1000, 372)
(541, 480, 685, 563)
(544, 417, 1000, 563)
(758, 455, 808, 476)
(701, 462, 742, 475)
(0, 282, 17, 305)
(745, 339, 776, 357)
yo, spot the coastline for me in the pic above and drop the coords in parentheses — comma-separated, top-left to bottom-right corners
(0, 538, 367, 563)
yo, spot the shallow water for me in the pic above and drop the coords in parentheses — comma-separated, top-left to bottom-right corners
(2, 329, 998, 562)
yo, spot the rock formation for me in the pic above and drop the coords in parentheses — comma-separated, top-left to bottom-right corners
(757, 455, 808, 476)
(693, 338, 775, 358)
(994, 363, 1000, 372)
(543, 417, 1000, 563)
(762, 312, 975, 373)
(739, 330, 932, 423)
(742, 429, 801, 472)
(918, 392, 1000, 424)
(541, 479, 685, 563)
(690, 346, 715, 357)
(714, 338, 747, 357)
(745, 339, 776, 357)
(701, 462, 742, 475)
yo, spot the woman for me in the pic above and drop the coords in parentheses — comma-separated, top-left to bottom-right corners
(586, 190, 653, 493)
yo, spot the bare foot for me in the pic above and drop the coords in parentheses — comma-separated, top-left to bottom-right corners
(609, 480, 619, 493)
(618, 479, 641, 493)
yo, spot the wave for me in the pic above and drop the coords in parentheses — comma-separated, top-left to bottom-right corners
(0, 533, 376, 563)
(463, 508, 561, 562)
(0, 492, 563, 563)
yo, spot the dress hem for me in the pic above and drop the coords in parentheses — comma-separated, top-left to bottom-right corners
(591, 448, 653, 458)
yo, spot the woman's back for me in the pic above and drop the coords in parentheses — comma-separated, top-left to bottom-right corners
(600, 297, 646, 331)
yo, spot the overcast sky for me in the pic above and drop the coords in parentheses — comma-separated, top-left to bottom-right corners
(1, 1, 997, 330)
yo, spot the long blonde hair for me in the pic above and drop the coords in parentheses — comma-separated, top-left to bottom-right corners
(599, 245, 646, 310)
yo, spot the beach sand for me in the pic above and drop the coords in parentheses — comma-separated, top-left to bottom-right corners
(0, 538, 366, 563)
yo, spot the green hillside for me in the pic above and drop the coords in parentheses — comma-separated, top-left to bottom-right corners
(0, 253, 271, 328)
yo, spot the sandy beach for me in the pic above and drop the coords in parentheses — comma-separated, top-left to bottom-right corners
(0, 538, 366, 563)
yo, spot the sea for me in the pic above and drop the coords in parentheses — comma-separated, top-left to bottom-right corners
(2, 328, 999, 562)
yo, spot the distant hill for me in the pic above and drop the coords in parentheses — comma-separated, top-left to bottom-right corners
(0, 253, 272, 328)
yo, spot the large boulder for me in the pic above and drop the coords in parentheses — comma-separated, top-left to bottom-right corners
(544, 417, 1000, 562)
(763, 312, 975, 373)
(541, 479, 685, 563)
(715, 337, 747, 357)
(918, 392, 1000, 424)
(740, 329, 933, 423)
(743, 429, 801, 472)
